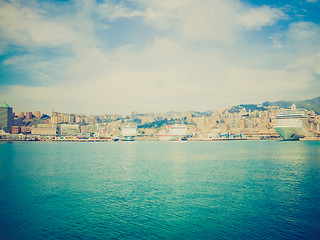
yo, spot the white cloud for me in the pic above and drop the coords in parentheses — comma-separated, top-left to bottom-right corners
(0, 1, 319, 114)
(0, 2, 76, 47)
(134, 0, 287, 42)
(63, 45, 109, 81)
(226, 67, 314, 91)
(271, 22, 320, 71)
(177, 0, 240, 43)
(239, 6, 287, 30)
(2, 33, 319, 114)
(98, 2, 144, 20)
(288, 51, 320, 75)
(93, 0, 288, 43)
(286, 22, 320, 47)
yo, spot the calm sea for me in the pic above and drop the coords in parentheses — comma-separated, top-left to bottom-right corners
(1, 141, 320, 240)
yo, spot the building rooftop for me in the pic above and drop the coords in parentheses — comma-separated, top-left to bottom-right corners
(0, 102, 11, 108)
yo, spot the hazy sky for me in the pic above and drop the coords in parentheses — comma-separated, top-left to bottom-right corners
(0, 0, 320, 115)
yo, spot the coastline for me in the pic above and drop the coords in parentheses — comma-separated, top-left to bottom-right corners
(2, 137, 320, 142)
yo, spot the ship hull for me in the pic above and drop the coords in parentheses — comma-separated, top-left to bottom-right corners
(159, 135, 180, 141)
(274, 126, 307, 140)
(122, 136, 135, 141)
(121, 126, 137, 141)
(159, 125, 187, 141)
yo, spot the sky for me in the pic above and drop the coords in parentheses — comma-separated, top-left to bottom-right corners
(0, 0, 320, 115)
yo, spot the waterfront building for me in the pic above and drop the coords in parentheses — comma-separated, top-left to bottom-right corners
(33, 111, 42, 118)
(26, 112, 33, 119)
(51, 115, 64, 124)
(75, 115, 83, 123)
(12, 126, 21, 134)
(81, 125, 97, 134)
(246, 118, 255, 129)
(0, 102, 13, 133)
(63, 114, 69, 123)
(238, 118, 247, 129)
(18, 112, 25, 118)
(60, 124, 80, 136)
(105, 121, 121, 136)
(80, 125, 88, 133)
(21, 126, 31, 134)
(31, 124, 57, 136)
(50, 116, 58, 124)
(140, 128, 157, 136)
(69, 114, 75, 123)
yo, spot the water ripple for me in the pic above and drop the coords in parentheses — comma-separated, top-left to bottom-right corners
(1, 141, 320, 239)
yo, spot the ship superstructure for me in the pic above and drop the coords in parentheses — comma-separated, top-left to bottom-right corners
(274, 104, 313, 140)
(159, 125, 187, 141)
(121, 125, 137, 141)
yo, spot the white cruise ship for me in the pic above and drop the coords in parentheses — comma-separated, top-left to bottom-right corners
(274, 104, 312, 140)
(159, 125, 187, 141)
(121, 125, 137, 141)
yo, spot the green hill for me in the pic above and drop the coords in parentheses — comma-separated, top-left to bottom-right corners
(263, 96, 320, 114)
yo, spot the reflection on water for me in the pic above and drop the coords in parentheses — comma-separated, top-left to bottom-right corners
(0, 141, 320, 239)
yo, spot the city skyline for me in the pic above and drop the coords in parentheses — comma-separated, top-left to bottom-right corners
(4, 95, 320, 121)
(1, 0, 320, 115)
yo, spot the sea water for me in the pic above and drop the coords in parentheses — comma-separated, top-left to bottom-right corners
(0, 141, 320, 239)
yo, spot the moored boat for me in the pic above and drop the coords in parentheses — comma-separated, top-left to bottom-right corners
(274, 104, 313, 140)
(159, 125, 187, 141)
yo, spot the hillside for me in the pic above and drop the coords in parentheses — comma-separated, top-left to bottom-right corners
(263, 96, 320, 114)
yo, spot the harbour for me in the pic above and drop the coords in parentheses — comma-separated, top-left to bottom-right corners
(274, 104, 317, 140)
(1, 140, 320, 239)
(1, 0, 320, 239)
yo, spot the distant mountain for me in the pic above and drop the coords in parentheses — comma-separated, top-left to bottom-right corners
(227, 97, 320, 115)
(228, 104, 268, 114)
(190, 110, 213, 116)
(163, 110, 213, 117)
(263, 96, 320, 114)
